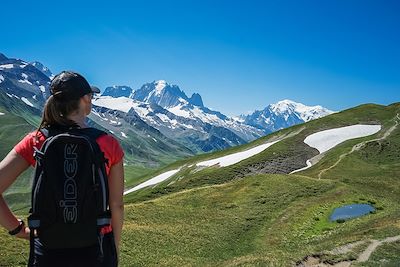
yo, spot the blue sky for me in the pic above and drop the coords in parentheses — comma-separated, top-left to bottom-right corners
(1, 0, 399, 116)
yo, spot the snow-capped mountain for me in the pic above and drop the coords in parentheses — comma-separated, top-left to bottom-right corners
(88, 104, 194, 165)
(0, 51, 335, 157)
(130, 80, 263, 142)
(92, 95, 254, 152)
(132, 80, 204, 108)
(241, 99, 334, 132)
(96, 82, 334, 152)
(0, 53, 51, 107)
(95, 80, 265, 152)
(102, 85, 133, 98)
(0, 52, 194, 167)
(270, 99, 333, 122)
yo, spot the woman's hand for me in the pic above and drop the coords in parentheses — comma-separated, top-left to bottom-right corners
(15, 226, 31, 240)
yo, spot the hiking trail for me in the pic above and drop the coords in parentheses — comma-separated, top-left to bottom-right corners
(318, 113, 399, 180)
(297, 234, 400, 266)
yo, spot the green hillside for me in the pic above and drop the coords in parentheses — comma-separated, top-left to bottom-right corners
(1, 102, 399, 266)
(120, 102, 400, 266)
(124, 103, 398, 204)
(0, 104, 36, 212)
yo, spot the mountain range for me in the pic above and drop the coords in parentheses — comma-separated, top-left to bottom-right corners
(94, 81, 334, 153)
(0, 52, 333, 164)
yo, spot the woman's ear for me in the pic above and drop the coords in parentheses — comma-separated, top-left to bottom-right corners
(80, 94, 92, 115)
(85, 94, 92, 102)
(81, 94, 91, 105)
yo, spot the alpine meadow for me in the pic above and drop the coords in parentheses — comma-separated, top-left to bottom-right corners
(1, 1, 400, 266)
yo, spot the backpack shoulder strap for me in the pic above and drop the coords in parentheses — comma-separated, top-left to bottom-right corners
(39, 126, 73, 139)
(39, 128, 49, 138)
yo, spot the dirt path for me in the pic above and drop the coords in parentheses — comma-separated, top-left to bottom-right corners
(318, 113, 399, 179)
(357, 235, 400, 262)
(297, 234, 400, 266)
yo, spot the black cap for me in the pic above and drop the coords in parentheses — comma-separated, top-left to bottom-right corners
(50, 71, 100, 100)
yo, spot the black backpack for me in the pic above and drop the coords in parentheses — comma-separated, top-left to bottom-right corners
(27, 127, 111, 251)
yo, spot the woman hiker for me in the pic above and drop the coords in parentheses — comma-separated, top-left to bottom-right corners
(0, 71, 124, 266)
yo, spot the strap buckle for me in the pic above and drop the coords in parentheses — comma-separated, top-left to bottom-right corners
(27, 215, 41, 229)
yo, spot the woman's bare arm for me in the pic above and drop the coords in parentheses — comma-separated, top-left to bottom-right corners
(108, 160, 124, 252)
(0, 149, 30, 239)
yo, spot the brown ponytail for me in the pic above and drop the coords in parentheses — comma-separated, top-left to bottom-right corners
(36, 95, 80, 132)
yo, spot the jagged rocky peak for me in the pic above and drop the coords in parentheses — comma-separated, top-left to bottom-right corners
(30, 61, 54, 79)
(189, 93, 204, 107)
(132, 80, 188, 108)
(132, 80, 205, 108)
(0, 53, 8, 62)
(102, 85, 133, 98)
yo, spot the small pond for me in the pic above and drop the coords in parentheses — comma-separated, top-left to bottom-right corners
(330, 204, 375, 222)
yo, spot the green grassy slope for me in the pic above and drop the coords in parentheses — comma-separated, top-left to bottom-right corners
(119, 102, 400, 265)
(121, 175, 336, 266)
(124, 103, 397, 204)
(0, 102, 399, 266)
(0, 105, 36, 211)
